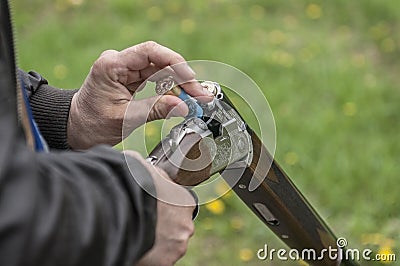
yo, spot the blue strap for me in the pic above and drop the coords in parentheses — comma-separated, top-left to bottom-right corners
(20, 77, 48, 152)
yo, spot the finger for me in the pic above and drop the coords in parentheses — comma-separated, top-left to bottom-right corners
(100, 49, 118, 57)
(154, 177, 197, 207)
(123, 150, 170, 182)
(124, 151, 196, 207)
(125, 95, 188, 127)
(124, 63, 162, 86)
(120, 41, 194, 79)
(180, 81, 214, 103)
(119, 41, 214, 102)
(166, 64, 214, 101)
(125, 80, 146, 94)
(148, 67, 214, 102)
(120, 42, 213, 100)
(147, 66, 175, 82)
(124, 64, 161, 93)
(126, 64, 179, 94)
(148, 95, 189, 120)
(140, 63, 162, 81)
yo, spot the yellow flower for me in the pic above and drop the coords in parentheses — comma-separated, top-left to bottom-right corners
(181, 19, 196, 34)
(299, 47, 315, 62)
(68, 0, 83, 6)
(377, 246, 395, 264)
(215, 180, 232, 198)
(268, 30, 287, 45)
(230, 216, 243, 231)
(53, 64, 68, 80)
(145, 122, 159, 138)
(306, 4, 322, 20)
(205, 199, 225, 215)
(351, 54, 366, 68)
(239, 248, 254, 262)
(342, 102, 357, 117)
(284, 151, 298, 166)
(361, 233, 387, 246)
(146, 6, 163, 22)
(270, 50, 295, 68)
(298, 260, 308, 266)
(201, 217, 214, 231)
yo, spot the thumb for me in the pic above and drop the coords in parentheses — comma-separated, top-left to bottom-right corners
(124, 95, 189, 133)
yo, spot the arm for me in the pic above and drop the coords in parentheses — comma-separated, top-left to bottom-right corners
(2, 67, 156, 266)
(1, 80, 194, 265)
(5, 66, 196, 266)
(11, 42, 203, 266)
(2, 0, 195, 262)
(1, 132, 157, 266)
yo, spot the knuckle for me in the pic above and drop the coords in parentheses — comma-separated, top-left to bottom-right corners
(143, 40, 159, 50)
(158, 262, 171, 266)
(92, 54, 115, 73)
(174, 54, 185, 62)
(100, 49, 118, 57)
(171, 54, 185, 65)
(176, 242, 188, 258)
(154, 167, 169, 179)
(187, 221, 195, 237)
(175, 230, 192, 256)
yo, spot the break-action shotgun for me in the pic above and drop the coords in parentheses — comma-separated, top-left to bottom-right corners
(147, 76, 358, 266)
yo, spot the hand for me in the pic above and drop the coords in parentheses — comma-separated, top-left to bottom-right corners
(125, 151, 196, 266)
(67, 41, 214, 150)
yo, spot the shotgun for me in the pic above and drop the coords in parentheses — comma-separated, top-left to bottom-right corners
(147, 76, 358, 266)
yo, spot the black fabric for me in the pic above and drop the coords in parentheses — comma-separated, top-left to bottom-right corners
(19, 69, 78, 150)
(1, 1, 157, 265)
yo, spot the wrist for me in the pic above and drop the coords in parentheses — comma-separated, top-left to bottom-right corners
(67, 91, 124, 149)
(67, 93, 90, 149)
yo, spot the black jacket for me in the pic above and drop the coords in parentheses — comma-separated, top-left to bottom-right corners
(0, 1, 157, 265)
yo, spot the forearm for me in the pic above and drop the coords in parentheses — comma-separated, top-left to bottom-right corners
(0, 140, 157, 266)
(0, 72, 157, 266)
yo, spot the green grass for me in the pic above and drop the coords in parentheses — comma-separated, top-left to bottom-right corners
(12, 0, 399, 265)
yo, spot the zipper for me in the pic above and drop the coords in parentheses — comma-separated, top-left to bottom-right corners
(1, 0, 35, 149)
(1, 0, 19, 117)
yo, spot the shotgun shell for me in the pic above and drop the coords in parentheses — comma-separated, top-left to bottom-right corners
(155, 76, 203, 118)
(155, 76, 176, 95)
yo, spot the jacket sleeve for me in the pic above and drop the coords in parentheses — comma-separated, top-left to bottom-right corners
(1, 78, 157, 265)
(0, 139, 157, 266)
(19, 69, 77, 150)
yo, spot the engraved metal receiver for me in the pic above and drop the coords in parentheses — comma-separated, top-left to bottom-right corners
(147, 77, 253, 186)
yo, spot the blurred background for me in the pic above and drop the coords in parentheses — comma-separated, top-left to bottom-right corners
(13, 0, 399, 265)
